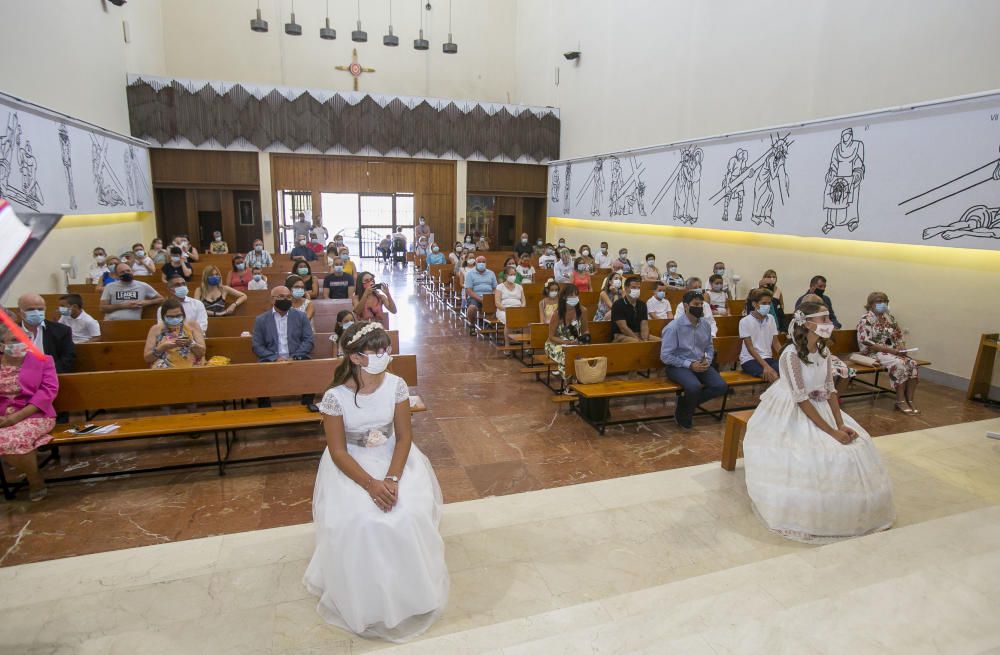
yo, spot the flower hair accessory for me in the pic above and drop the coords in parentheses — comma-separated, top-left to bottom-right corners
(347, 322, 383, 346)
(789, 309, 829, 329)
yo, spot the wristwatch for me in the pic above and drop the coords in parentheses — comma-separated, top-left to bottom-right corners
(385, 475, 400, 483)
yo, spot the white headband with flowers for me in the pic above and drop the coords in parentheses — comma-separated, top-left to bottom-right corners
(789, 309, 829, 330)
(347, 322, 384, 346)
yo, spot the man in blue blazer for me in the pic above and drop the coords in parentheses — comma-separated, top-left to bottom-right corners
(253, 286, 317, 410)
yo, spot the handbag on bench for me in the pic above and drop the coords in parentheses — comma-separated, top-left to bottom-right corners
(575, 356, 607, 384)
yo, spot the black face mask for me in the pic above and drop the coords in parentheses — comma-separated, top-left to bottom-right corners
(274, 299, 293, 312)
(689, 305, 705, 318)
(814, 288, 826, 297)
(119, 273, 133, 283)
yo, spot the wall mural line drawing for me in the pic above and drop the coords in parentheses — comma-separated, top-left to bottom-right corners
(0, 93, 151, 216)
(550, 166, 561, 204)
(548, 91, 1000, 251)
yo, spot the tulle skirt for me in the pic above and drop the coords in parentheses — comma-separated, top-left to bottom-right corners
(743, 384, 895, 543)
(304, 439, 449, 642)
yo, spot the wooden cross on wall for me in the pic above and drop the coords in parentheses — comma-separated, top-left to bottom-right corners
(336, 48, 376, 91)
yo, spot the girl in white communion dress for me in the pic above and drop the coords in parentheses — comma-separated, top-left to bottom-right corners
(743, 302, 895, 544)
(304, 321, 449, 642)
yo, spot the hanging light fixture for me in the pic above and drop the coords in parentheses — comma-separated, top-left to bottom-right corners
(352, 0, 368, 42)
(250, 0, 268, 32)
(320, 0, 336, 39)
(442, 0, 457, 54)
(413, 0, 428, 50)
(383, 0, 399, 46)
(284, 0, 302, 35)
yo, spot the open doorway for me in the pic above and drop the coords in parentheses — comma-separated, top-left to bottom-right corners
(321, 192, 415, 259)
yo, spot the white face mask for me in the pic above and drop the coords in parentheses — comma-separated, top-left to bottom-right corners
(611, 279, 622, 289)
(668, 266, 677, 274)
(757, 303, 771, 316)
(581, 250, 590, 256)
(566, 296, 580, 306)
(548, 290, 559, 298)
(811, 322, 835, 339)
(362, 351, 392, 375)
(628, 288, 641, 299)
(646, 259, 655, 266)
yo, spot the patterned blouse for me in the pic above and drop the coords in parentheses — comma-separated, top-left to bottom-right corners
(856, 311, 903, 356)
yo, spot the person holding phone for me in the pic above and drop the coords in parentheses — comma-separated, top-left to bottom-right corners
(743, 302, 895, 543)
(660, 290, 728, 429)
(143, 298, 206, 368)
(353, 272, 397, 329)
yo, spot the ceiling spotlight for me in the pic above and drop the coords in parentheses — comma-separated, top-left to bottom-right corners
(414, 0, 428, 50)
(284, 0, 301, 35)
(352, 0, 367, 41)
(442, 0, 457, 53)
(320, 0, 336, 39)
(383, 0, 398, 45)
(250, 1, 268, 32)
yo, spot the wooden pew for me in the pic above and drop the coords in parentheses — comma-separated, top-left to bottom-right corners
(73, 331, 401, 372)
(99, 316, 257, 341)
(42, 292, 276, 321)
(561, 337, 765, 434)
(13, 356, 424, 494)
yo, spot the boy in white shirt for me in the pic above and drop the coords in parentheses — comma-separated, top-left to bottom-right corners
(594, 241, 613, 269)
(646, 281, 673, 319)
(537, 245, 557, 270)
(248, 267, 269, 291)
(738, 287, 780, 382)
(58, 294, 101, 343)
(515, 253, 536, 283)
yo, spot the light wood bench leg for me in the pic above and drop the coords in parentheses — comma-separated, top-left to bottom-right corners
(721, 414, 747, 471)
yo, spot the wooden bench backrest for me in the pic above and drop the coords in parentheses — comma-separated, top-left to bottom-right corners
(44, 291, 275, 321)
(727, 299, 747, 315)
(827, 329, 861, 354)
(55, 354, 417, 413)
(713, 336, 744, 368)
(714, 315, 741, 337)
(528, 318, 670, 349)
(72, 331, 400, 372)
(98, 316, 258, 341)
(563, 341, 662, 379)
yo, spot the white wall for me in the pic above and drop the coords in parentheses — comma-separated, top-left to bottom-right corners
(160, 0, 517, 103)
(515, 0, 1000, 158)
(0, 0, 164, 133)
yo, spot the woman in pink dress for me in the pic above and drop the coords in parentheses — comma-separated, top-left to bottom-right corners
(353, 272, 397, 329)
(0, 317, 59, 501)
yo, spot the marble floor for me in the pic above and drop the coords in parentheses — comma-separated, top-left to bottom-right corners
(1, 418, 998, 654)
(0, 260, 997, 566)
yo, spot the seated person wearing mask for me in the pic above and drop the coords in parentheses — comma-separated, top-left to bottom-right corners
(252, 286, 317, 411)
(245, 239, 274, 269)
(129, 243, 156, 276)
(616, 248, 635, 275)
(248, 267, 268, 291)
(553, 249, 575, 284)
(290, 236, 317, 262)
(660, 291, 729, 430)
(594, 242, 613, 269)
(514, 233, 534, 258)
(322, 257, 355, 301)
(706, 274, 730, 316)
(739, 288, 781, 382)
(676, 277, 717, 337)
(160, 247, 193, 283)
(58, 294, 101, 344)
(100, 263, 164, 321)
(537, 245, 557, 270)
(144, 299, 206, 369)
(646, 281, 673, 319)
(88, 247, 110, 284)
(158, 275, 209, 334)
(463, 256, 498, 331)
(18, 294, 75, 374)
(426, 243, 447, 265)
(611, 276, 660, 343)
(208, 231, 229, 254)
(795, 275, 842, 329)
(711, 262, 731, 297)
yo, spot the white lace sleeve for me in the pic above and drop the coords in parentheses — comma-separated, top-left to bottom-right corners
(824, 353, 837, 394)
(395, 376, 409, 403)
(778, 347, 810, 403)
(318, 388, 344, 416)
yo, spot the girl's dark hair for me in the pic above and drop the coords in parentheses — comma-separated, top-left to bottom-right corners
(161, 297, 186, 319)
(284, 274, 302, 289)
(330, 321, 393, 407)
(357, 270, 374, 289)
(334, 309, 355, 338)
(792, 301, 829, 364)
(231, 254, 243, 268)
(503, 257, 516, 269)
(557, 284, 582, 322)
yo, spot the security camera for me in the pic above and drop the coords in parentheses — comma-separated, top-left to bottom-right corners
(563, 51, 581, 61)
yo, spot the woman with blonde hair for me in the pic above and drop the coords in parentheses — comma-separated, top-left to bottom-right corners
(193, 265, 247, 317)
(743, 302, 894, 543)
(305, 322, 448, 641)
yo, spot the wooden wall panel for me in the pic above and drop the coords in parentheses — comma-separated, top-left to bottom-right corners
(467, 162, 547, 197)
(150, 150, 260, 188)
(270, 154, 456, 247)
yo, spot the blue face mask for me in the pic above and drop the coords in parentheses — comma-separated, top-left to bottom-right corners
(292, 288, 305, 298)
(207, 275, 221, 286)
(58, 307, 71, 317)
(341, 321, 354, 332)
(874, 302, 888, 314)
(655, 291, 666, 300)
(476, 263, 486, 272)
(23, 309, 45, 326)
(164, 316, 184, 327)
(235, 263, 245, 271)
(174, 285, 189, 298)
